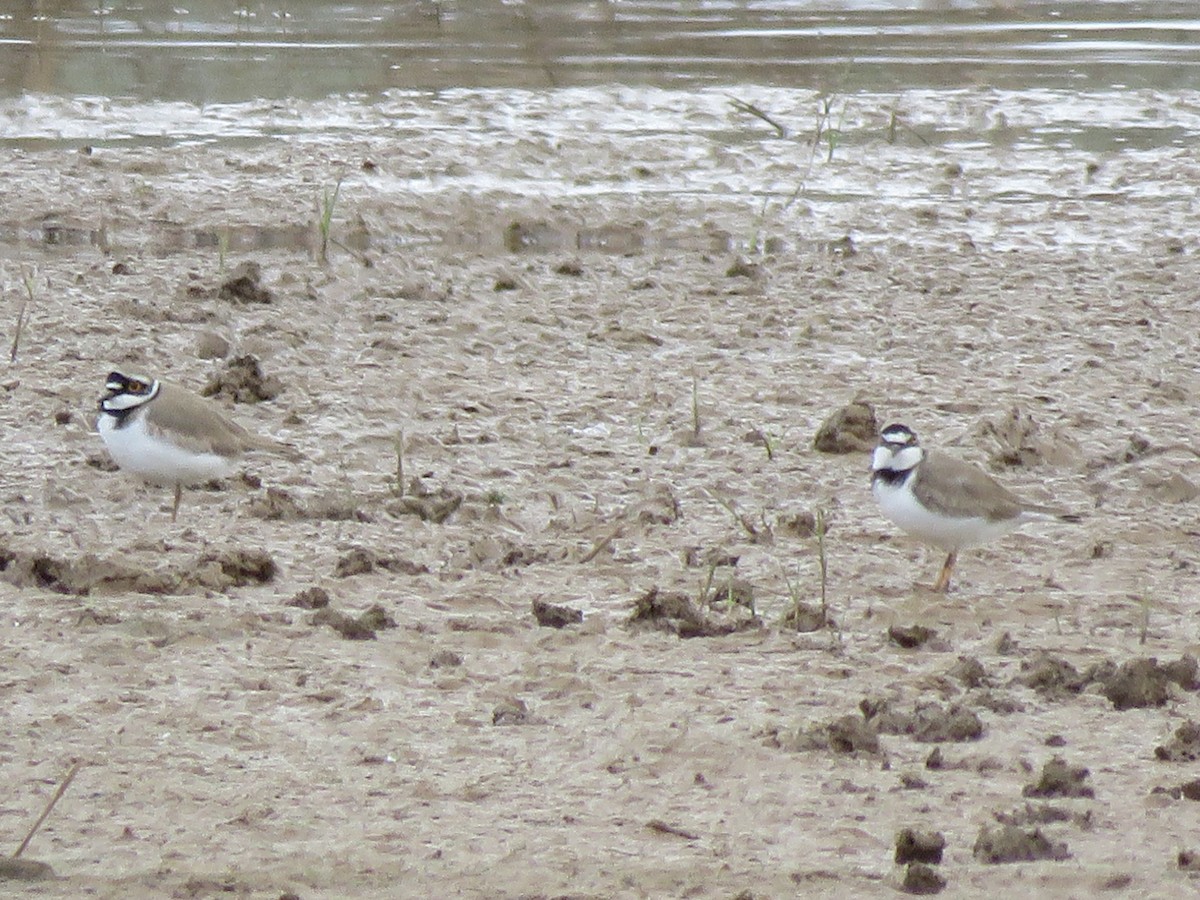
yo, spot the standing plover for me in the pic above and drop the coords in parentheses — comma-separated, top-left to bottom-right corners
(97, 370, 296, 520)
(870, 422, 1078, 592)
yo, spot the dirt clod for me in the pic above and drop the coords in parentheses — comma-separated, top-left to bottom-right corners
(1101, 658, 1174, 710)
(872, 701, 984, 743)
(532, 598, 583, 628)
(628, 586, 760, 638)
(1018, 654, 1089, 698)
(389, 487, 464, 523)
(788, 714, 881, 755)
(334, 548, 376, 578)
(287, 587, 330, 609)
(812, 400, 877, 454)
(895, 827, 946, 864)
(973, 825, 1070, 864)
(0, 858, 56, 881)
(201, 548, 277, 586)
(430, 650, 463, 668)
(901, 861, 946, 895)
(201, 354, 284, 403)
(493, 698, 536, 725)
(1022, 756, 1095, 798)
(218, 260, 273, 304)
(888, 624, 937, 649)
(1154, 720, 1200, 762)
(311, 604, 394, 640)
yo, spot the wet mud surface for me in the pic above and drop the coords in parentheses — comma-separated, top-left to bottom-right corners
(3, 86, 1200, 897)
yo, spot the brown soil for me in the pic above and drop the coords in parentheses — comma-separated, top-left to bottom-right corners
(4, 104, 1200, 899)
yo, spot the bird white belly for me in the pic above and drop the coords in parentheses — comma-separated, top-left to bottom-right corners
(873, 479, 1021, 550)
(98, 415, 234, 487)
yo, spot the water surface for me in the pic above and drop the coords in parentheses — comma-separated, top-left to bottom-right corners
(2, 1, 1200, 101)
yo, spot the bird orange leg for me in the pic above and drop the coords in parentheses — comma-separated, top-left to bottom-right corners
(932, 551, 957, 593)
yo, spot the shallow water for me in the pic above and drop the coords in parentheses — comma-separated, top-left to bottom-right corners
(2, 1, 1200, 101)
(2, 2, 1199, 256)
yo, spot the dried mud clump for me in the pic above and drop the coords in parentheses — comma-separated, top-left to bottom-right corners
(995, 803, 1083, 830)
(493, 698, 543, 726)
(901, 862, 946, 895)
(1100, 657, 1181, 710)
(979, 406, 1078, 468)
(312, 603, 396, 640)
(287, 587, 331, 609)
(812, 399, 877, 454)
(949, 656, 990, 689)
(532, 598, 583, 628)
(333, 547, 427, 578)
(888, 624, 939, 649)
(0, 858, 56, 882)
(781, 602, 830, 633)
(249, 487, 370, 522)
(1155, 720, 1200, 762)
(201, 354, 283, 403)
(1017, 654, 1090, 699)
(972, 825, 1069, 864)
(199, 548, 278, 586)
(429, 649, 463, 669)
(627, 586, 760, 638)
(895, 827, 946, 864)
(0, 548, 175, 596)
(786, 714, 881, 755)
(1022, 756, 1095, 799)
(1151, 779, 1200, 801)
(217, 260, 273, 304)
(388, 484, 464, 524)
(869, 700, 984, 743)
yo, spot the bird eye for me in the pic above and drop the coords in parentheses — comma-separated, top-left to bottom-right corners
(128, 380, 144, 392)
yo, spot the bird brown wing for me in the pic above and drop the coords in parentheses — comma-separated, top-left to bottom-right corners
(911, 450, 1026, 522)
(146, 381, 295, 459)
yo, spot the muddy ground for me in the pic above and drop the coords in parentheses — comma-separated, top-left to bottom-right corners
(3, 89, 1200, 898)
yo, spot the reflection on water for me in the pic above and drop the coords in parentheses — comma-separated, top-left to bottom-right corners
(1, 1, 1200, 100)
